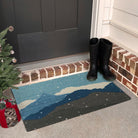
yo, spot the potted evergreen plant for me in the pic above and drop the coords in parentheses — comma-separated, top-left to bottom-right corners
(0, 26, 21, 128)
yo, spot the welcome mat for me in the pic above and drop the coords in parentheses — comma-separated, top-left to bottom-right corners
(12, 72, 130, 131)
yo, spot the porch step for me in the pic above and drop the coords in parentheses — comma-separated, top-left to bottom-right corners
(16, 43, 138, 97)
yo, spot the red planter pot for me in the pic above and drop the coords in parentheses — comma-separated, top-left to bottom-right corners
(0, 100, 21, 128)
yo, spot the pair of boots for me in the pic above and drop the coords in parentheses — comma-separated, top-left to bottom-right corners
(87, 38, 116, 81)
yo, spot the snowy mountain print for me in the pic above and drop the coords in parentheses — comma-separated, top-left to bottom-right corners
(23, 82, 123, 120)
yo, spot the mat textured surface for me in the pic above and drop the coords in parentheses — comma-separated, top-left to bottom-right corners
(12, 72, 130, 131)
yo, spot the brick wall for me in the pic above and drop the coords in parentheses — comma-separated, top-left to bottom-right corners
(16, 43, 138, 97)
(109, 44, 138, 96)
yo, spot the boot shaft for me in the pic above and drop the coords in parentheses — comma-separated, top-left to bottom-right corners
(89, 38, 113, 66)
(99, 38, 113, 65)
(89, 38, 99, 64)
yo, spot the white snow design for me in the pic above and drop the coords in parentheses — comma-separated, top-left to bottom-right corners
(55, 82, 111, 95)
(18, 100, 36, 110)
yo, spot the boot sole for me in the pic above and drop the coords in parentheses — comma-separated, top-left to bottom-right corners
(87, 76, 97, 81)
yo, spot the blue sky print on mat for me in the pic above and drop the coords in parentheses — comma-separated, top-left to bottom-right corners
(12, 72, 123, 120)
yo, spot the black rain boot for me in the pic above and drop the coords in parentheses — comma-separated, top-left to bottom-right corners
(99, 38, 116, 81)
(87, 38, 100, 81)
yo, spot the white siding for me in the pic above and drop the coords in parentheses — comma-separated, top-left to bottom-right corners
(110, 0, 138, 54)
(91, 0, 138, 54)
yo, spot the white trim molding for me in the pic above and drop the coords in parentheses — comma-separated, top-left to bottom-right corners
(91, 0, 114, 38)
(91, 0, 104, 38)
(91, 0, 100, 37)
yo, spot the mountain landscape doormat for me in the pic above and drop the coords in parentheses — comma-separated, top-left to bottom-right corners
(12, 72, 130, 131)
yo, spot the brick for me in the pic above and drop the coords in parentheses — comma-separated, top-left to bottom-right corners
(74, 62, 82, 72)
(110, 68, 116, 75)
(54, 66, 61, 76)
(119, 67, 133, 81)
(112, 57, 125, 67)
(135, 63, 138, 77)
(109, 61, 118, 70)
(124, 54, 136, 66)
(116, 72, 122, 82)
(81, 61, 89, 70)
(46, 68, 54, 78)
(119, 50, 128, 61)
(126, 65, 130, 72)
(110, 68, 116, 74)
(123, 78, 137, 94)
(133, 77, 138, 86)
(130, 57, 138, 75)
(110, 68, 122, 82)
(68, 64, 75, 73)
(31, 72, 38, 81)
(61, 65, 68, 75)
(131, 57, 138, 63)
(39, 69, 46, 79)
(113, 47, 122, 58)
(22, 74, 30, 83)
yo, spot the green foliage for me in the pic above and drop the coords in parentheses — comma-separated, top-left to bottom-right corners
(0, 101, 6, 109)
(0, 28, 9, 40)
(0, 27, 21, 100)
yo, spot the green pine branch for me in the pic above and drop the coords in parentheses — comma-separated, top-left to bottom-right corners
(0, 27, 21, 100)
(0, 28, 8, 40)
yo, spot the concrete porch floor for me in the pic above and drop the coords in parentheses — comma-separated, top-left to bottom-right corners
(0, 54, 138, 138)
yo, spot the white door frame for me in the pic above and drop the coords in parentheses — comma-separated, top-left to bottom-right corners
(91, 0, 109, 38)
(91, 0, 104, 38)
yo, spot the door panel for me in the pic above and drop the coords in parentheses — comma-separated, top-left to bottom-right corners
(14, 0, 42, 34)
(41, 0, 56, 32)
(18, 29, 80, 62)
(0, 0, 92, 63)
(55, 0, 78, 30)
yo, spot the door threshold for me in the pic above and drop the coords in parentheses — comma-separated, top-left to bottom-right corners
(17, 52, 89, 72)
